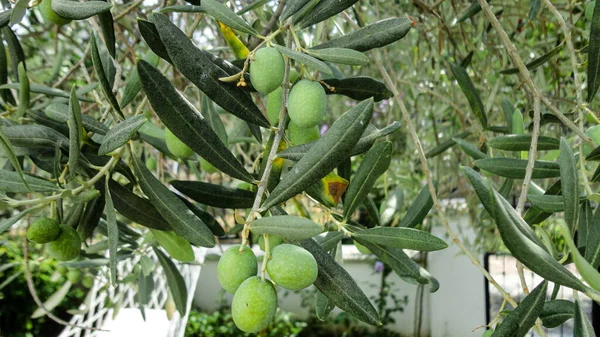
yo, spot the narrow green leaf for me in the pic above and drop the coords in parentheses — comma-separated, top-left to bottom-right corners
(321, 77, 392, 102)
(0, 126, 31, 192)
(153, 247, 188, 316)
(456, 2, 482, 23)
(273, 45, 332, 75)
(260, 99, 373, 211)
(16, 62, 28, 118)
(138, 270, 154, 306)
(77, 194, 104, 241)
(0, 83, 95, 102)
(559, 138, 579, 231)
(491, 281, 547, 337)
(540, 299, 575, 328)
(449, 62, 487, 129)
(51, 0, 112, 20)
(44, 103, 108, 135)
(501, 98, 514, 131)
(149, 14, 269, 127)
(474, 158, 560, 179)
(159, 5, 205, 13)
(298, 0, 358, 29)
(0, 206, 39, 234)
(2, 26, 25, 76)
(352, 227, 447, 251)
(578, 202, 593, 249)
(306, 48, 369, 66)
(178, 198, 225, 237)
(462, 167, 586, 292)
(121, 51, 160, 109)
(1, 124, 69, 151)
(151, 229, 195, 262)
(425, 132, 471, 158)
(528, 0, 541, 21)
(277, 121, 400, 161)
(300, 238, 381, 326)
(67, 86, 83, 174)
(398, 183, 435, 228)
(140, 256, 155, 277)
(31, 281, 71, 319)
(201, 95, 227, 145)
(362, 196, 381, 226)
(171, 180, 255, 209)
(526, 195, 564, 213)
(315, 289, 334, 321)
(452, 138, 488, 160)
(343, 142, 392, 221)
(137, 60, 254, 182)
(584, 207, 600, 268)
(96, 0, 115, 57)
(0, 169, 58, 193)
(488, 135, 560, 151)
(586, 145, 600, 161)
(251, 215, 323, 240)
(281, 0, 311, 20)
(0, 32, 14, 105)
(98, 116, 146, 156)
(314, 231, 344, 252)
(0, 10, 10, 28)
(500, 44, 563, 75)
(200, 0, 258, 36)
(104, 178, 118, 285)
(132, 155, 215, 247)
(523, 180, 562, 225)
(90, 34, 123, 118)
(574, 299, 596, 336)
(138, 19, 172, 64)
(380, 187, 404, 226)
(588, 0, 600, 102)
(312, 17, 412, 52)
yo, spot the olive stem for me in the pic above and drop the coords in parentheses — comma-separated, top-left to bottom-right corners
(261, 234, 271, 281)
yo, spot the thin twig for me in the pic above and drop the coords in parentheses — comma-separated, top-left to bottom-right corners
(247, 0, 286, 50)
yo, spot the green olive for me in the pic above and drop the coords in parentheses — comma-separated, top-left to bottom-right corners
(354, 241, 372, 254)
(217, 244, 258, 294)
(250, 47, 285, 94)
(27, 217, 60, 244)
(231, 276, 278, 333)
(48, 225, 81, 261)
(287, 80, 326, 128)
(266, 244, 318, 291)
(288, 122, 320, 145)
(165, 128, 194, 159)
(267, 87, 283, 125)
(258, 234, 284, 251)
(38, 0, 71, 26)
(200, 157, 218, 174)
(82, 275, 94, 288)
(145, 156, 157, 171)
(67, 269, 81, 284)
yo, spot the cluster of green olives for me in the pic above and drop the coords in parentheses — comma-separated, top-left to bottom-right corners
(27, 217, 81, 261)
(250, 47, 326, 146)
(217, 240, 318, 333)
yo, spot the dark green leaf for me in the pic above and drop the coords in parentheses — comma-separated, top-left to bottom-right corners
(77, 195, 104, 241)
(51, 0, 112, 20)
(399, 183, 435, 228)
(474, 158, 560, 179)
(540, 299, 575, 328)
(352, 227, 447, 251)
(90, 34, 123, 118)
(314, 231, 344, 252)
(456, 2, 482, 23)
(0, 206, 39, 234)
(0, 83, 95, 102)
(273, 45, 332, 75)
(2, 26, 25, 77)
(200, 0, 258, 35)
(260, 99, 373, 211)
(362, 196, 381, 226)
(251, 215, 323, 240)
(45, 103, 109, 135)
(171, 180, 255, 209)
(491, 281, 547, 337)
(488, 135, 560, 151)
(281, 0, 311, 20)
(138, 270, 154, 306)
(107, 180, 170, 230)
(343, 142, 392, 221)
(121, 51, 160, 109)
(298, 0, 358, 29)
(559, 138, 579, 231)
(153, 247, 188, 316)
(0, 169, 57, 193)
(3, 124, 69, 150)
(584, 207, 600, 268)
(67, 86, 83, 174)
(578, 202, 593, 249)
(138, 19, 172, 64)
(16, 62, 28, 118)
(312, 17, 412, 52)
(0, 126, 31, 192)
(306, 48, 369, 66)
(588, 0, 600, 102)
(201, 95, 227, 144)
(574, 299, 596, 336)
(528, 0, 541, 21)
(526, 195, 564, 213)
(449, 62, 487, 129)
(0, 32, 14, 105)
(132, 155, 215, 247)
(96, 0, 115, 57)
(500, 44, 563, 75)
(586, 145, 600, 161)
(104, 178, 118, 285)
(178, 198, 225, 237)
(149, 14, 269, 128)
(137, 60, 254, 182)
(300, 238, 381, 326)
(0, 10, 10, 28)
(98, 116, 146, 156)
(425, 132, 470, 158)
(452, 138, 488, 160)
(321, 77, 392, 102)
(151, 229, 195, 262)
(159, 5, 205, 13)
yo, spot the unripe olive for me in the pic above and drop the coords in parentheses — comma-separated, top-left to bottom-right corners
(288, 122, 320, 145)
(200, 157, 218, 174)
(232, 276, 278, 333)
(38, 0, 71, 26)
(289, 68, 299, 83)
(82, 275, 94, 288)
(165, 128, 194, 159)
(354, 241, 372, 255)
(258, 234, 284, 251)
(267, 87, 283, 125)
(27, 217, 60, 243)
(250, 47, 285, 94)
(48, 225, 81, 261)
(482, 330, 494, 337)
(287, 80, 326, 128)
(217, 245, 258, 294)
(266, 244, 318, 290)
(67, 269, 81, 284)
(56, 265, 67, 276)
(145, 156, 157, 171)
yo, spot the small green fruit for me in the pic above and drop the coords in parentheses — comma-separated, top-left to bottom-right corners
(56, 265, 67, 276)
(232, 276, 278, 333)
(266, 244, 318, 290)
(250, 47, 285, 94)
(67, 269, 81, 284)
(481, 330, 494, 337)
(200, 157, 218, 174)
(258, 234, 284, 251)
(354, 241, 371, 254)
(27, 217, 60, 243)
(288, 80, 326, 128)
(48, 225, 81, 261)
(267, 87, 283, 125)
(82, 275, 94, 288)
(165, 128, 194, 159)
(217, 245, 258, 294)
(144, 110, 153, 120)
(145, 156, 157, 171)
(288, 122, 320, 145)
(38, 0, 71, 26)
(289, 68, 299, 83)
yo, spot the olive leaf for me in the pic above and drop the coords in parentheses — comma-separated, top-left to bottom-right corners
(425, 132, 471, 158)
(0, 169, 58, 193)
(540, 300, 575, 328)
(500, 44, 563, 75)
(352, 227, 447, 251)
(67, 86, 83, 174)
(574, 299, 596, 336)
(51, 0, 112, 20)
(488, 135, 560, 151)
(171, 180, 255, 209)
(90, 34, 123, 118)
(449, 62, 487, 129)
(559, 137, 579, 232)
(321, 77, 392, 102)
(398, 183, 435, 228)
(452, 138, 488, 160)
(0, 126, 32, 192)
(2, 26, 25, 76)
(281, 0, 312, 20)
(104, 178, 118, 285)
(306, 48, 369, 66)
(474, 158, 560, 179)
(121, 51, 160, 109)
(526, 195, 564, 213)
(151, 229, 195, 263)
(491, 281, 547, 337)
(0, 83, 95, 102)
(250, 215, 323, 240)
(45, 103, 108, 135)
(138, 19, 173, 64)
(98, 116, 146, 156)
(588, 0, 600, 102)
(153, 247, 188, 316)
(297, 0, 359, 29)
(273, 45, 332, 75)
(16, 62, 28, 118)
(200, 0, 258, 36)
